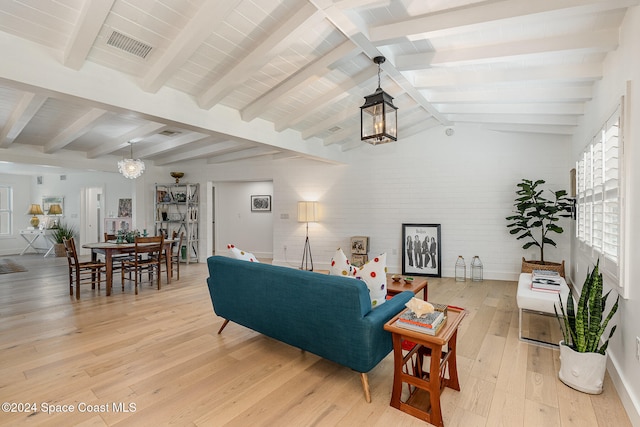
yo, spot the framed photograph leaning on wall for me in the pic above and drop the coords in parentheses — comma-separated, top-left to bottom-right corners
(402, 223, 441, 277)
(350, 236, 369, 254)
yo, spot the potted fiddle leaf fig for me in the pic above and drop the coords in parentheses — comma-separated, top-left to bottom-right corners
(506, 178, 572, 276)
(51, 222, 77, 257)
(554, 260, 619, 394)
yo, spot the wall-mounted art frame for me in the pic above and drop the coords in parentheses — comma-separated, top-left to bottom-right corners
(402, 223, 441, 277)
(42, 196, 64, 216)
(251, 195, 271, 212)
(118, 198, 132, 217)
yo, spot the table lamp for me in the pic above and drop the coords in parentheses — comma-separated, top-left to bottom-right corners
(48, 204, 62, 228)
(27, 204, 44, 227)
(47, 204, 62, 215)
(297, 201, 318, 271)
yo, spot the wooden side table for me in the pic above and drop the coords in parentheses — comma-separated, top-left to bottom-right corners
(383, 306, 467, 427)
(386, 274, 428, 300)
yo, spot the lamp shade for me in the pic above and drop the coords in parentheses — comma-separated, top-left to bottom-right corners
(27, 204, 43, 227)
(28, 204, 43, 215)
(48, 204, 62, 215)
(297, 201, 318, 223)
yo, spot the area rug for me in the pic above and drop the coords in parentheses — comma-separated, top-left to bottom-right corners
(0, 259, 27, 274)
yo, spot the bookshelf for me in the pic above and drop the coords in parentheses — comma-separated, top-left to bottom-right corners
(154, 182, 199, 264)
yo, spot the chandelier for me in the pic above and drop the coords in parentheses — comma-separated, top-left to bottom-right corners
(118, 141, 145, 179)
(360, 56, 398, 145)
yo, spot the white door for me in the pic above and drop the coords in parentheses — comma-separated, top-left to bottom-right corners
(80, 186, 103, 255)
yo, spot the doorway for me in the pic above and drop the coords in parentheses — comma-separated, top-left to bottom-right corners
(207, 180, 273, 259)
(80, 186, 103, 255)
(211, 184, 215, 256)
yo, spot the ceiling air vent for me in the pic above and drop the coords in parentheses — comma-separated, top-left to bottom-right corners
(107, 31, 153, 59)
(329, 126, 342, 133)
(158, 130, 181, 137)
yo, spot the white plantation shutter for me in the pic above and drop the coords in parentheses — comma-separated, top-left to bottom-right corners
(602, 116, 620, 261)
(576, 106, 621, 265)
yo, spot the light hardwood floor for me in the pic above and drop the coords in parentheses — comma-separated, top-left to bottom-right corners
(0, 254, 632, 426)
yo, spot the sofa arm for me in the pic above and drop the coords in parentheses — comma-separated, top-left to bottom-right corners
(363, 291, 413, 325)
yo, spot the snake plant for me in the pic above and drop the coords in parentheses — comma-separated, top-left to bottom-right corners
(554, 260, 619, 354)
(51, 222, 77, 244)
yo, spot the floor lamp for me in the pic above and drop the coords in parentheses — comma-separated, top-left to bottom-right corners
(298, 201, 318, 271)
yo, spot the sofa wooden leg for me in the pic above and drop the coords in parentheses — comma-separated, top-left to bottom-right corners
(217, 319, 230, 334)
(360, 373, 371, 403)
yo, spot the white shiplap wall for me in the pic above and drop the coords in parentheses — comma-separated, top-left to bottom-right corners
(188, 122, 573, 281)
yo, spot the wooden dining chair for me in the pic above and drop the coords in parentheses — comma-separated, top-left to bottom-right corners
(170, 232, 184, 281)
(103, 232, 137, 267)
(156, 231, 184, 282)
(120, 235, 164, 295)
(63, 237, 106, 299)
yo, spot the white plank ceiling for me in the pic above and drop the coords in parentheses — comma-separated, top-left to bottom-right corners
(0, 0, 636, 168)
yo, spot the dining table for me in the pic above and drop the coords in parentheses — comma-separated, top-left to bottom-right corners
(82, 239, 176, 296)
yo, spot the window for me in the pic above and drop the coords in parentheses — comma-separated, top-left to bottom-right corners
(0, 185, 12, 235)
(576, 104, 622, 283)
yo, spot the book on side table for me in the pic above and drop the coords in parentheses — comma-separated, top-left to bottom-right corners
(531, 269, 562, 293)
(396, 305, 447, 335)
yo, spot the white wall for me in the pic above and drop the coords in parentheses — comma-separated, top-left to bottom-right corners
(184, 124, 572, 281)
(570, 5, 640, 424)
(214, 180, 273, 258)
(0, 169, 136, 255)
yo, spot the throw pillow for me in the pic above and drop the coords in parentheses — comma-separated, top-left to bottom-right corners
(329, 248, 358, 277)
(227, 244, 259, 262)
(356, 253, 387, 307)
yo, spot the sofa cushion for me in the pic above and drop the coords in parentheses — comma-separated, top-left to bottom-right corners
(329, 248, 358, 277)
(357, 253, 387, 307)
(227, 244, 259, 262)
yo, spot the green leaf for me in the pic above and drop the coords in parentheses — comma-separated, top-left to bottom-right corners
(506, 178, 571, 261)
(556, 259, 619, 354)
(547, 224, 564, 233)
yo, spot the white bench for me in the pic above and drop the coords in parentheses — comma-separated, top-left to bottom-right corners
(516, 273, 570, 347)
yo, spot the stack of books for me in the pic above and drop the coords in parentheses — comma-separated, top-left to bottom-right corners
(531, 269, 562, 293)
(396, 304, 447, 335)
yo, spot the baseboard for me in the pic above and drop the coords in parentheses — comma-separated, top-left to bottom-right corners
(272, 259, 332, 271)
(608, 351, 640, 426)
(252, 251, 273, 260)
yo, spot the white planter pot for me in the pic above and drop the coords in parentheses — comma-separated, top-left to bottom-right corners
(558, 340, 607, 394)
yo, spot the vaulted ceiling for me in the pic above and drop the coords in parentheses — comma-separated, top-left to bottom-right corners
(0, 0, 636, 170)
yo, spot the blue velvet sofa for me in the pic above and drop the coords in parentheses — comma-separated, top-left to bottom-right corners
(206, 255, 413, 402)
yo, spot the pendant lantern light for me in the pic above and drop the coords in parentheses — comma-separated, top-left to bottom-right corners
(360, 56, 398, 145)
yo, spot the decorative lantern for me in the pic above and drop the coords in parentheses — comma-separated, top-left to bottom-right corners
(471, 256, 483, 282)
(360, 56, 398, 145)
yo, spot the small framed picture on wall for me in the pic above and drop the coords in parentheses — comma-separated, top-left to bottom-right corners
(118, 198, 132, 217)
(402, 223, 441, 277)
(251, 195, 271, 212)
